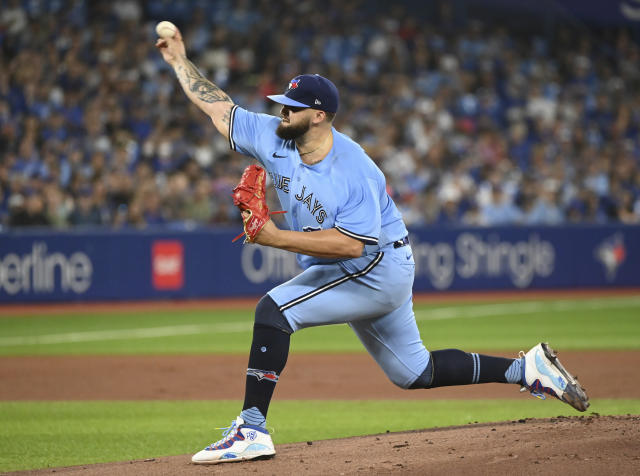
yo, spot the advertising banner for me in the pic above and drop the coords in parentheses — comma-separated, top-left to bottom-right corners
(409, 227, 637, 291)
(0, 225, 638, 303)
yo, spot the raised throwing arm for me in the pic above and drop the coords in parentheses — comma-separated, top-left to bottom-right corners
(155, 26, 233, 139)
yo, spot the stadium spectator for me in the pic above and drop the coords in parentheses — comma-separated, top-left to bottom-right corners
(481, 186, 524, 226)
(9, 192, 50, 227)
(42, 182, 71, 228)
(185, 177, 214, 224)
(68, 186, 103, 226)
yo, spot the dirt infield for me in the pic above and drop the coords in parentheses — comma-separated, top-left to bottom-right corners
(8, 416, 640, 476)
(1, 351, 639, 401)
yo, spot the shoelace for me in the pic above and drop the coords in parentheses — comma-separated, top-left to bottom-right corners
(521, 387, 547, 400)
(206, 420, 240, 450)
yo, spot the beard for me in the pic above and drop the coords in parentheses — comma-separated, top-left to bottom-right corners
(276, 119, 311, 140)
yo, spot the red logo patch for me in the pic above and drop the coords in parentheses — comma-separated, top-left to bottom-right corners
(152, 241, 184, 290)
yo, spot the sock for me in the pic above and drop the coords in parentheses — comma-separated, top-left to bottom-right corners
(427, 349, 517, 387)
(505, 357, 523, 384)
(242, 324, 290, 420)
(240, 406, 266, 428)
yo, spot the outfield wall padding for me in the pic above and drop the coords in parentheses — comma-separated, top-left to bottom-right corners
(0, 225, 638, 302)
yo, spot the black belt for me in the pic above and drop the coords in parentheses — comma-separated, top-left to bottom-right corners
(393, 236, 410, 248)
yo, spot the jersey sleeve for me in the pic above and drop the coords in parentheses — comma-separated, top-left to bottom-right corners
(228, 106, 280, 164)
(334, 178, 381, 245)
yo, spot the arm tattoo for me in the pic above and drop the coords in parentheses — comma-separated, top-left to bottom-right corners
(176, 56, 232, 104)
(221, 107, 231, 125)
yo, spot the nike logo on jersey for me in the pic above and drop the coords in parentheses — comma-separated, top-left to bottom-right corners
(272, 152, 287, 158)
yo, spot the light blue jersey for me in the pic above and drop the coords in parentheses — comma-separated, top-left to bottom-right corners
(229, 106, 408, 269)
(228, 105, 429, 389)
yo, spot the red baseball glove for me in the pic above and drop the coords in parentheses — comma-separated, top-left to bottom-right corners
(231, 164, 285, 243)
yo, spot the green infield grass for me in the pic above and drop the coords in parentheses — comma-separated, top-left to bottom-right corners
(1, 399, 639, 472)
(0, 296, 639, 355)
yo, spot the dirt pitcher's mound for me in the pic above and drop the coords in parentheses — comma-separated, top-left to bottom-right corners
(9, 415, 639, 476)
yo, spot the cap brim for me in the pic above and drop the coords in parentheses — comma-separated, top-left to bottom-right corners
(267, 94, 310, 108)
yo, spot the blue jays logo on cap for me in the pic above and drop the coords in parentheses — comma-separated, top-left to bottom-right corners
(288, 79, 300, 90)
(268, 74, 339, 113)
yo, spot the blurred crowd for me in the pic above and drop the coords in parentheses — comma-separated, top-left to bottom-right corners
(1, 0, 640, 230)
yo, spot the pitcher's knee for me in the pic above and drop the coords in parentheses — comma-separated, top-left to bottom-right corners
(408, 357, 434, 389)
(385, 366, 426, 389)
(378, 354, 432, 390)
(255, 295, 294, 335)
(389, 374, 412, 389)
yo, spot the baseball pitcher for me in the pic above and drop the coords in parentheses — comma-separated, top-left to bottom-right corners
(156, 25, 589, 465)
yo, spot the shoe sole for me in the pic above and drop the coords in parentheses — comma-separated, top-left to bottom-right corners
(541, 343, 590, 412)
(192, 452, 276, 465)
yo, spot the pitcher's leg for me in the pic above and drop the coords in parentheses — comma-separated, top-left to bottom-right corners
(240, 295, 292, 428)
(410, 344, 589, 412)
(349, 296, 430, 389)
(349, 296, 523, 390)
(409, 349, 521, 388)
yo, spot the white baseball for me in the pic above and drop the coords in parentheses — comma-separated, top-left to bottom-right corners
(155, 21, 177, 39)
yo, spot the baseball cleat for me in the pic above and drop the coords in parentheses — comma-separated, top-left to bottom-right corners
(191, 416, 275, 464)
(520, 342, 589, 412)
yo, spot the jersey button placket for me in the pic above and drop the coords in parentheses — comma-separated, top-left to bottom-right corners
(290, 168, 300, 229)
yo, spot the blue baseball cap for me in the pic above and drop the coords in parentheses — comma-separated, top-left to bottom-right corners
(267, 74, 339, 113)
